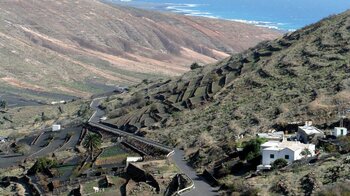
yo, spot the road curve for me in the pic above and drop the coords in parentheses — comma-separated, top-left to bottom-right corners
(88, 97, 218, 195)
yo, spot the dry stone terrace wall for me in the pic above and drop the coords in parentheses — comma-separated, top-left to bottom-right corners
(105, 34, 295, 132)
(104, 11, 350, 138)
(107, 61, 242, 130)
(86, 124, 169, 158)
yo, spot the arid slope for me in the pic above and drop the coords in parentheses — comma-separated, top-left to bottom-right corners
(0, 0, 280, 101)
(102, 10, 350, 168)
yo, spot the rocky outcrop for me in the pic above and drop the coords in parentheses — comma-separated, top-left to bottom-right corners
(126, 163, 160, 193)
(164, 174, 192, 196)
(300, 172, 321, 196)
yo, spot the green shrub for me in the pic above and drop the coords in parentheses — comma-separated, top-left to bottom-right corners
(77, 104, 89, 117)
(28, 157, 58, 175)
(240, 138, 267, 161)
(190, 62, 201, 70)
(14, 144, 30, 155)
(338, 136, 350, 153)
(0, 100, 7, 109)
(317, 183, 350, 196)
(272, 158, 288, 170)
(300, 148, 312, 157)
(324, 143, 337, 153)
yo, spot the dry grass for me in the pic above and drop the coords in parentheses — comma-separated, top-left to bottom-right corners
(0, 100, 91, 137)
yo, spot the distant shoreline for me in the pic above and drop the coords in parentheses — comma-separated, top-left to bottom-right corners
(104, 0, 350, 32)
(103, 0, 295, 32)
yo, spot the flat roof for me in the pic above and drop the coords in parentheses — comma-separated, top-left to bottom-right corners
(262, 140, 314, 152)
(334, 127, 347, 129)
(299, 125, 323, 134)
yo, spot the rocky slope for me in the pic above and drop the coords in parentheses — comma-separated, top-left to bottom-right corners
(102, 10, 350, 168)
(0, 0, 280, 102)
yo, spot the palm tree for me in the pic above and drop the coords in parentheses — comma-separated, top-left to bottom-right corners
(83, 133, 102, 160)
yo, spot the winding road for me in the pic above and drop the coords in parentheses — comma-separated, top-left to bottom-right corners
(89, 97, 218, 195)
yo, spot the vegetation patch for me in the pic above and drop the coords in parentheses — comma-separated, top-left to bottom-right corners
(95, 144, 132, 166)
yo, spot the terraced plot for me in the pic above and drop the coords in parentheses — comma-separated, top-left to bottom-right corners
(95, 144, 138, 166)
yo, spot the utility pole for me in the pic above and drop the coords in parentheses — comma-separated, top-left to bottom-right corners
(337, 100, 349, 127)
(337, 101, 343, 127)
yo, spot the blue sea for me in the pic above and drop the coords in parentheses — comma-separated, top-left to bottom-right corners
(105, 0, 350, 31)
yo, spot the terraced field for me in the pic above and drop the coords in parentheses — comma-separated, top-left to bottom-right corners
(95, 144, 138, 166)
(103, 33, 297, 131)
(102, 10, 350, 171)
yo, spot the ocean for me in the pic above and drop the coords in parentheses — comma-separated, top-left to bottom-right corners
(105, 0, 350, 31)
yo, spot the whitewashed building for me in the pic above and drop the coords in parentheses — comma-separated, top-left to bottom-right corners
(297, 121, 324, 144)
(257, 140, 315, 170)
(332, 127, 348, 137)
(52, 124, 61, 132)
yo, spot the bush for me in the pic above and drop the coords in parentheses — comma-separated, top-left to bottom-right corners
(77, 104, 89, 117)
(0, 100, 7, 109)
(338, 136, 350, 153)
(14, 144, 30, 155)
(190, 62, 201, 70)
(240, 138, 267, 161)
(272, 158, 288, 170)
(317, 183, 350, 196)
(324, 143, 337, 153)
(28, 157, 58, 175)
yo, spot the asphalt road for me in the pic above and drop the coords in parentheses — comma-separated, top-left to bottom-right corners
(89, 97, 218, 195)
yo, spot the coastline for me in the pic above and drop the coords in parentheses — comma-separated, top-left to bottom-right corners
(103, 0, 350, 32)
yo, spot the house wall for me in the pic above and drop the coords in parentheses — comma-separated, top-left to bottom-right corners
(294, 149, 302, 160)
(333, 128, 348, 137)
(262, 148, 295, 165)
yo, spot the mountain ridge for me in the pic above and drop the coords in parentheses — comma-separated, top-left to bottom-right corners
(0, 0, 280, 103)
(101, 9, 350, 168)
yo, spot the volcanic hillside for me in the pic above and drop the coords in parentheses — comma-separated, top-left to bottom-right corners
(0, 0, 280, 102)
(102, 10, 350, 166)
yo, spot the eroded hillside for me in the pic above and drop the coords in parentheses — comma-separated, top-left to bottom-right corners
(102, 10, 350, 167)
(0, 0, 280, 102)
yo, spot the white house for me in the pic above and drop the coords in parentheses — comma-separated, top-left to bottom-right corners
(52, 124, 61, 132)
(257, 140, 315, 170)
(297, 121, 324, 144)
(332, 127, 348, 137)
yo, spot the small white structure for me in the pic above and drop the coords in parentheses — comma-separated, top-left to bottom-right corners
(52, 124, 61, 132)
(297, 121, 324, 144)
(257, 131, 284, 141)
(257, 140, 315, 170)
(0, 137, 7, 143)
(126, 156, 143, 166)
(99, 116, 107, 121)
(51, 100, 66, 105)
(332, 127, 348, 137)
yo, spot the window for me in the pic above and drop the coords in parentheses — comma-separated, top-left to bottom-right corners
(341, 129, 344, 135)
(285, 155, 289, 159)
(270, 154, 275, 159)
